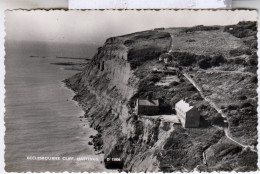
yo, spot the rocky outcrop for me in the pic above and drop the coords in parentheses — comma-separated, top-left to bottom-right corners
(65, 22, 257, 172)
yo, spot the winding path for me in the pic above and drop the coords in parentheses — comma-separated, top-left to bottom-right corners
(183, 72, 257, 153)
(165, 33, 257, 154)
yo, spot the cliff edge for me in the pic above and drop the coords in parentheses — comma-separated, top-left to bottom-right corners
(64, 22, 258, 172)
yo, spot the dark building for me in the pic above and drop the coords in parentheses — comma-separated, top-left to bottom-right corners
(135, 99, 159, 115)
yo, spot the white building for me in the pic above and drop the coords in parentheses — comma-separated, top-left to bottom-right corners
(175, 99, 200, 128)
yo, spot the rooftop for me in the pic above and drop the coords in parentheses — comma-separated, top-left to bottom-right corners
(175, 99, 194, 112)
(138, 99, 159, 106)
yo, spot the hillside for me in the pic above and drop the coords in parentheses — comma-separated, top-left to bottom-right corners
(64, 21, 258, 172)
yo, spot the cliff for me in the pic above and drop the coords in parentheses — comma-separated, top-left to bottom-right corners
(64, 22, 258, 172)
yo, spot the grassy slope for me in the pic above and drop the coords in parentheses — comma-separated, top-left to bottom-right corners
(125, 22, 257, 171)
(65, 22, 257, 172)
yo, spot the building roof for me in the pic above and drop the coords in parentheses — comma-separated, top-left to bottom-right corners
(175, 99, 194, 113)
(138, 99, 159, 106)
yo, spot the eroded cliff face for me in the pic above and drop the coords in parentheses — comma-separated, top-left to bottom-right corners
(65, 23, 258, 172)
(65, 31, 173, 171)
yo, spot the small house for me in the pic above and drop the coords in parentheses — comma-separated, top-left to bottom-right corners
(135, 99, 159, 115)
(175, 99, 200, 128)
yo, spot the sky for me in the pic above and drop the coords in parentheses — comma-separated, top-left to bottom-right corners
(5, 10, 257, 45)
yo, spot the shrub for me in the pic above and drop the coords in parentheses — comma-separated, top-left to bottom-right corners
(227, 104, 238, 110)
(191, 93, 202, 100)
(163, 86, 170, 89)
(250, 76, 257, 83)
(249, 52, 257, 59)
(224, 21, 257, 38)
(241, 102, 253, 108)
(147, 74, 161, 83)
(238, 95, 247, 100)
(198, 58, 212, 69)
(160, 53, 173, 60)
(170, 52, 196, 66)
(228, 59, 234, 64)
(124, 39, 134, 46)
(187, 85, 197, 91)
(170, 81, 180, 86)
(211, 55, 226, 66)
(185, 25, 220, 33)
(212, 114, 224, 126)
(234, 58, 246, 65)
(248, 58, 257, 66)
(230, 48, 251, 57)
(251, 41, 257, 49)
(186, 39, 196, 42)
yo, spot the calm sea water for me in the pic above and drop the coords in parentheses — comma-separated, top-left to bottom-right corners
(4, 42, 110, 172)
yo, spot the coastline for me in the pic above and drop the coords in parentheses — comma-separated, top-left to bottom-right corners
(62, 79, 116, 172)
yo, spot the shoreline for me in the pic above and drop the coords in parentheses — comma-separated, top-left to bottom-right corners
(61, 80, 116, 172)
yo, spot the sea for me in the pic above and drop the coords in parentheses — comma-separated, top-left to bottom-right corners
(4, 41, 112, 172)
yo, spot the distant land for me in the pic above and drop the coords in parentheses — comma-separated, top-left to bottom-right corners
(5, 40, 100, 59)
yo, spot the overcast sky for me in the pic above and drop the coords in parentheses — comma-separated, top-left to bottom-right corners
(5, 10, 257, 45)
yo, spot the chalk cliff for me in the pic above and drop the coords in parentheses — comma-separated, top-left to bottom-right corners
(65, 22, 258, 172)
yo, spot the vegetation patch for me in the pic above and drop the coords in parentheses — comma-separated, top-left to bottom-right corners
(185, 25, 220, 33)
(224, 21, 257, 38)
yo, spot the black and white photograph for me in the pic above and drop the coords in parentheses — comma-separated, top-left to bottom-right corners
(4, 10, 258, 172)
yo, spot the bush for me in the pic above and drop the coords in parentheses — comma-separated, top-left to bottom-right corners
(234, 58, 246, 65)
(251, 41, 257, 49)
(230, 48, 251, 57)
(227, 104, 238, 110)
(238, 95, 247, 100)
(187, 85, 197, 91)
(248, 59, 257, 66)
(250, 76, 257, 83)
(170, 81, 180, 86)
(212, 114, 225, 126)
(124, 39, 134, 46)
(185, 25, 220, 33)
(198, 58, 212, 69)
(224, 21, 257, 38)
(147, 74, 161, 83)
(241, 102, 253, 108)
(211, 55, 226, 66)
(160, 53, 173, 60)
(191, 93, 202, 100)
(170, 52, 196, 66)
